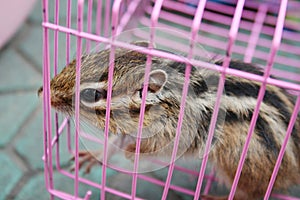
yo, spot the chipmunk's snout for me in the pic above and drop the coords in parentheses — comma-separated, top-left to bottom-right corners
(37, 86, 43, 97)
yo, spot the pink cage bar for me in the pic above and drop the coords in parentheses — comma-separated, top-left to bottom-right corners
(41, 0, 300, 199)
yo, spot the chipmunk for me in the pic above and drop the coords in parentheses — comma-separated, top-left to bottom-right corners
(38, 41, 300, 199)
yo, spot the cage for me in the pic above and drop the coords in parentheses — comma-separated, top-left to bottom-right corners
(41, 0, 300, 199)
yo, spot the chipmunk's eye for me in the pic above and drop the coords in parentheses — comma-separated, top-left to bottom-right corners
(138, 88, 143, 98)
(80, 88, 107, 103)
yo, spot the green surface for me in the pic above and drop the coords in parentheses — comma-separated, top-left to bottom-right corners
(0, 153, 23, 200)
(0, 92, 38, 147)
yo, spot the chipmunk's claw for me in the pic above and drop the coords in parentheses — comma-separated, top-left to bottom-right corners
(70, 150, 103, 174)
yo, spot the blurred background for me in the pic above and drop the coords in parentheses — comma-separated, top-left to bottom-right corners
(0, 0, 46, 199)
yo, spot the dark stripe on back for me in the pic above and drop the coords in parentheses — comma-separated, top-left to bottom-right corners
(220, 60, 300, 150)
(197, 106, 218, 145)
(255, 115, 279, 156)
(190, 78, 208, 95)
(168, 60, 198, 75)
(225, 110, 280, 156)
(224, 80, 291, 126)
(224, 79, 259, 97)
(215, 60, 264, 76)
(221, 60, 292, 128)
(168, 61, 208, 95)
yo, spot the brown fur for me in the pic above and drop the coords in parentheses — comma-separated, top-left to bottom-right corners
(38, 41, 300, 199)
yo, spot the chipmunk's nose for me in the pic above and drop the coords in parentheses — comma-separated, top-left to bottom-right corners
(37, 86, 43, 97)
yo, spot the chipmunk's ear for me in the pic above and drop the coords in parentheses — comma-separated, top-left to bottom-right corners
(148, 69, 167, 93)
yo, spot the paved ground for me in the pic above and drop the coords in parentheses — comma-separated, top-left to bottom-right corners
(0, 2, 45, 199)
(0, 1, 299, 200)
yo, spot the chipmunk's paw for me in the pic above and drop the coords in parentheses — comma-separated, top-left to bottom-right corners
(70, 150, 102, 174)
(200, 195, 228, 200)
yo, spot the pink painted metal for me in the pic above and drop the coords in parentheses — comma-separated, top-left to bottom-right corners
(74, 0, 84, 198)
(229, 1, 289, 199)
(42, 0, 300, 199)
(99, 0, 122, 199)
(164, 1, 207, 199)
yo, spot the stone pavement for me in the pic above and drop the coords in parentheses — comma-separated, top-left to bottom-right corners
(0, 1, 85, 199)
(0, 1, 46, 199)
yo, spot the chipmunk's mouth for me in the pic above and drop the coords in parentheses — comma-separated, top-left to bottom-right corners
(37, 86, 74, 115)
(51, 102, 74, 116)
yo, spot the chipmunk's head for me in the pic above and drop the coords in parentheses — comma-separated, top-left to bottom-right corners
(38, 42, 193, 135)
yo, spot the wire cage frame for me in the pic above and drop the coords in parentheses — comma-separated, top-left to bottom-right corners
(41, 0, 300, 199)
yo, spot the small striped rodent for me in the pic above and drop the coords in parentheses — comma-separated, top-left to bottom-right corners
(38, 41, 300, 199)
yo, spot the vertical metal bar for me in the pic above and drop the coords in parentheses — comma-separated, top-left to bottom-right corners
(96, 0, 103, 36)
(265, 95, 300, 199)
(66, 0, 72, 154)
(244, 4, 268, 63)
(42, 0, 54, 199)
(194, 0, 245, 199)
(131, 1, 164, 199)
(194, 1, 244, 200)
(66, 0, 72, 65)
(74, 0, 84, 198)
(105, 0, 111, 37)
(54, 0, 61, 171)
(152, 0, 206, 199)
(42, 0, 50, 195)
(263, 0, 292, 198)
(86, 0, 94, 52)
(116, 0, 142, 35)
(101, 1, 122, 199)
(54, 0, 59, 76)
(229, 0, 287, 198)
